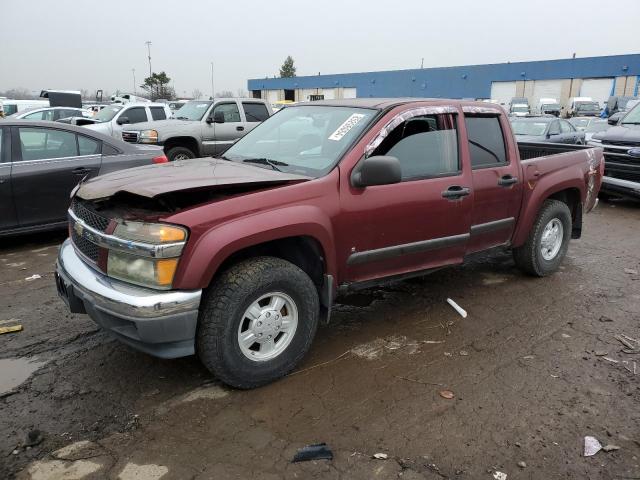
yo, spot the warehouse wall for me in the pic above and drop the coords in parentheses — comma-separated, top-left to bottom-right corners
(249, 54, 640, 100)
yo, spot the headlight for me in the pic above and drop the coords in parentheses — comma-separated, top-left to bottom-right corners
(139, 129, 158, 144)
(108, 221, 187, 289)
(113, 221, 186, 243)
(107, 250, 178, 289)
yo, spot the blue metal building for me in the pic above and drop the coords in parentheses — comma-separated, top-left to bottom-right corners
(248, 54, 640, 107)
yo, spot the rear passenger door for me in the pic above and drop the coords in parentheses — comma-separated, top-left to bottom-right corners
(10, 127, 102, 227)
(241, 102, 270, 134)
(0, 127, 17, 230)
(149, 106, 167, 121)
(212, 101, 244, 155)
(463, 113, 522, 254)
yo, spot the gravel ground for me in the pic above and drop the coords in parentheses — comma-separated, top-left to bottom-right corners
(1, 200, 639, 480)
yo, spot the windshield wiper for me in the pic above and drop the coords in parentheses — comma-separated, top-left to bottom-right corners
(175, 116, 191, 120)
(621, 121, 640, 125)
(242, 158, 289, 172)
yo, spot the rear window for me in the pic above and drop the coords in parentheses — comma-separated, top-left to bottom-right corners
(464, 116, 507, 168)
(150, 107, 167, 120)
(242, 103, 270, 122)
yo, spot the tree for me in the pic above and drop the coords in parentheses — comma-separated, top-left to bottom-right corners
(191, 88, 203, 99)
(279, 56, 296, 78)
(140, 71, 175, 100)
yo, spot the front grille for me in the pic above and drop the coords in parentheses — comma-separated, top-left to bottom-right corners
(122, 131, 139, 143)
(603, 140, 640, 148)
(71, 199, 110, 232)
(71, 229, 100, 262)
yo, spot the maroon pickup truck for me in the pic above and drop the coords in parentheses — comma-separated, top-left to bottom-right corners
(56, 99, 603, 388)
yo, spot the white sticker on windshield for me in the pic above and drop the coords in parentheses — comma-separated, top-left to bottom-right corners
(195, 104, 208, 109)
(328, 113, 366, 141)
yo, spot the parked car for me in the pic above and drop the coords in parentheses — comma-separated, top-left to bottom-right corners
(72, 103, 172, 140)
(582, 119, 610, 142)
(56, 99, 603, 388)
(567, 97, 600, 117)
(83, 104, 109, 116)
(0, 120, 168, 236)
(119, 98, 272, 161)
(511, 116, 585, 144)
(538, 98, 561, 116)
(509, 103, 530, 117)
(607, 96, 638, 116)
(6, 106, 91, 121)
(589, 102, 640, 199)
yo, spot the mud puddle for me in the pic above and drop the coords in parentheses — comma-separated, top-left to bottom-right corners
(0, 358, 45, 395)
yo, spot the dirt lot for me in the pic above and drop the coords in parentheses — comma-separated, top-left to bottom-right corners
(1, 200, 639, 480)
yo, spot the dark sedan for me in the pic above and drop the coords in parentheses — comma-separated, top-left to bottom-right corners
(510, 117, 585, 144)
(0, 120, 168, 236)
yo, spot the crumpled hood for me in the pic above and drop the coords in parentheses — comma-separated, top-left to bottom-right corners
(76, 158, 311, 200)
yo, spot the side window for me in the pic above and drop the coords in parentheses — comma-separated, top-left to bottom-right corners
(23, 111, 45, 120)
(18, 128, 78, 161)
(464, 116, 507, 168)
(372, 114, 459, 181)
(548, 121, 560, 135)
(150, 107, 167, 120)
(560, 120, 573, 133)
(0, 129, 3, 161)
(122, 107, 148, 124)
(59, 109, 80, 119)
(78, 135, 101, 155)
(242, 103, 270, 122)
(213, 103, 241, 122)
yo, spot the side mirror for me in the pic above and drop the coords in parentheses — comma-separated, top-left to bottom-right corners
(116, 116, 130, 125)
(351, 156, 401, 188)
(608, 113, 621, 125)
(213, 110, 225, 123)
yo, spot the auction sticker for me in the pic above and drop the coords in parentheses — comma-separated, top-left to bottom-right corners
(328, 113, 366, 141)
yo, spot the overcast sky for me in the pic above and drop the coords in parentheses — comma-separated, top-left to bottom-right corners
(2, 0, 638, 97)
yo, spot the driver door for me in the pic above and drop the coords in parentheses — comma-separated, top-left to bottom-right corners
(211, 101, 245, 156)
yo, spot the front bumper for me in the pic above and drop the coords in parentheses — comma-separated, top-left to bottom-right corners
(55, 239, 202, 358)
(601, 176, 640, 199)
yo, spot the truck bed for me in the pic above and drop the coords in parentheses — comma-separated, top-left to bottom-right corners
(517, 141, 590, 160)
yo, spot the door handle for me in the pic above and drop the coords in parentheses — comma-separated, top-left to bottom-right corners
(497, 175, 518, 187)
(72, 167, 91, 175)
(236, 126, 245, 131)
(441, 185, 470, 200)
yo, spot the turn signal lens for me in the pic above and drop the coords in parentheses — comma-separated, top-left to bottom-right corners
(156, 258, 179, 286)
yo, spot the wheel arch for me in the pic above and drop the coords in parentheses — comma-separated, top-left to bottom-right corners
(163, 136, 201, 157)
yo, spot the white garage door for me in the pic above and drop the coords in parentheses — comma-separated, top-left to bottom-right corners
(490, 81, 517, 106)
(320, 88, 335, 100)
(580, 78, 613, 105)
(343, 88, 357, 99)
(531, 80, 563, 111)
(266, 90, 279, 104)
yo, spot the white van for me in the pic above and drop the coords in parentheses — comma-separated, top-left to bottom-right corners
(538, 98, 561, 116)
(0, 99, 49, 116)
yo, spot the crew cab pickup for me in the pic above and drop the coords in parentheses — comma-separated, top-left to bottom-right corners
(119, 98, 273, 161)
(56, 99, 603, 389)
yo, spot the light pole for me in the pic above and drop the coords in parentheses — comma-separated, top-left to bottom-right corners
(145, 41, 152, 77)
(132, 68, 136, 94)
(211, 62, 216, 100)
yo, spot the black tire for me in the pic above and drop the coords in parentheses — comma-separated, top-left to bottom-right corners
(598, 192, 614, 202)
(513, 199, 572, 277)
(197, 256, 319, 389)
(165, 146, 195, 162)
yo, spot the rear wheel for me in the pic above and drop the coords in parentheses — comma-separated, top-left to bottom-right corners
(197, 257, 319, 389)
(166, 146, 195, 162)
(513, 199, 572, 277)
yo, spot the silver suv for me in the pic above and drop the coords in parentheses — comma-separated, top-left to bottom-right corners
(121, 98, 272, 161)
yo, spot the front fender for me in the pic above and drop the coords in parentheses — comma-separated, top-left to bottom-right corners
(173, 205, 336, 290)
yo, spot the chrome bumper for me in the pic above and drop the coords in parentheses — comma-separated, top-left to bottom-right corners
(602, 176, 640, 196)
(56, 239, 202, 358)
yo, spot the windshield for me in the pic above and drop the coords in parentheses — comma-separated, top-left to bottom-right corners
(511, 121, 548, 136)
(576, 102, 599, 111)
(541, 104, 560, 111)
(173, 101, 211, 120)
(621, 103, 640, 124)
(585, 120, 609, 133)
(222, 105, 377, 178)
(511, 106, 529, 113)
(94, 105, 122, 123)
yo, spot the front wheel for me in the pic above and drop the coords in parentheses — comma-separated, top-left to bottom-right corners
(513, 199, 572, 277)
(166, 146, 196, 162)
(197, 257, 319, 389)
